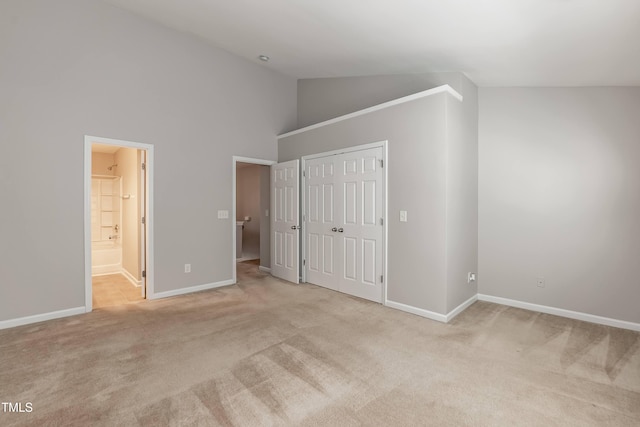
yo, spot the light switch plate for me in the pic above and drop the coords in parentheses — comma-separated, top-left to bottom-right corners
(399, 210, 407, 222)
(217, 210, 229, 219)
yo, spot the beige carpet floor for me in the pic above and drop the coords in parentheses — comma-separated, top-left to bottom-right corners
(0, 261, 638, 426)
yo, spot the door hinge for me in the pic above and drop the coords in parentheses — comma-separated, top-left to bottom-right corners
(141, 216, 145, 224)
(380, 218, 383, 226)
(380, 275, 384, 283)
(142, 270, 146, 278)
(303, 259, 306, 266)
(380, 159, 384, 168)
(303, 170, 306, 177)
(141, 162, 146, 170)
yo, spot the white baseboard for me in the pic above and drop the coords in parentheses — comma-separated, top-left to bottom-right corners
(446, 294, 478, 322)
(258, 266, 271, 273)
(0, 307, 85, 330)
(384, 300, 448, 323)
(478, 294, 640, 332)
(151, 279, 235, 300)
(121, 268, 142, 287)
(92, 263, 121, 276)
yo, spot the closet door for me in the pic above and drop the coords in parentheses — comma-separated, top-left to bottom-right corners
(304, 146, 384, 303)
(337, 147, 384, 302)
(305, 157, 338, 290)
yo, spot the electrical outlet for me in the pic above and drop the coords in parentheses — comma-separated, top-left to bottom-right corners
(467, 272, 476, 283)
(185, 264, 191, 273)
(536, 276, 545, 288)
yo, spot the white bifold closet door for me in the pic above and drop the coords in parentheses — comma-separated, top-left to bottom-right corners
(306, 147, 383, 302)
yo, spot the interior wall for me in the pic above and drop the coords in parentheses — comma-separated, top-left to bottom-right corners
(114, 147, 140, 281)
(294, 72, 479, 315)
(236, 164, 261, 259)
(0, 0, 297, 322)
(92, 152, 115, 175)
(259, 165, 271, 269)
(445, 77, 479, 312)
(479, 87, 640, 323)
(280, 94, 453, 315)
(297, 72, 465, 127)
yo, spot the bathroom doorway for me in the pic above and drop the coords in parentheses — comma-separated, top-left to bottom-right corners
(84, 136, 154, 311)
(232, 157, 275, 283)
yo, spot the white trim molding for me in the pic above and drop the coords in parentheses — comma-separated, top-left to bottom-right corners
(0, 307, 85, 330)
(446, 294, 478, 322)
(152, 279, 235, 300)
(478, 294, 640, 332)
(385, 294, 478, 324)
(278, 85, 463, 139)
(121, 268, 143, 288)
(258, 266, 271, 273)
(385, 300, 448, 323)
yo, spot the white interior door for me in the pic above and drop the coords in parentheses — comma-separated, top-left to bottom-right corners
(304, 146, 384, 302)
(271, 160, 300, 283)
(305, 157, 338, 290)
(336, 147, 383, 302)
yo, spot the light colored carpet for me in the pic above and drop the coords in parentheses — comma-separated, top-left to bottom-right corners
(1, 261, 638, 426)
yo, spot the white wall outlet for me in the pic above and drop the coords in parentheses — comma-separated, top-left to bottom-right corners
(536, 276, 545, 288)
(185, 264, 191, 273)
(399, 210, 408, 222)
(217, 210, 229, 219)
(467, 272, 476, 283)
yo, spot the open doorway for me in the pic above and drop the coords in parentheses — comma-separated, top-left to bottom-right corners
(84, 136, 154, 312)
(232, 157, 275, 283)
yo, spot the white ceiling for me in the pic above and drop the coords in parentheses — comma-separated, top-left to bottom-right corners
(103, 0, 640, 86)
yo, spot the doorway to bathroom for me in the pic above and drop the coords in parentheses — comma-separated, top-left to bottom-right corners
(84, 136, 154, 311)
(232, 157, 275, 283)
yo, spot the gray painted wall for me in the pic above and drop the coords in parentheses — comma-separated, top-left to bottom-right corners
(292, 72, 478, 314)
(445, 78, 479, 312)
(280, 92, 477, 315)
(479, 87, 640, 323)
(297, 72, 466, 127)
(0, 0, 296, 321)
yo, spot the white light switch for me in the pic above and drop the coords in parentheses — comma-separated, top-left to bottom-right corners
(399, 210, 408, 222)
(265, 209, 269, 217)
(217, 210, 229, 219)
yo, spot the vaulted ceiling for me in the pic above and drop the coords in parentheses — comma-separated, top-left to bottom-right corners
(103, 0, 640, 86)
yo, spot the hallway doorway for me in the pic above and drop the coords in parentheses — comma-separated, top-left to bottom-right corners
(232, 157, 275, 283)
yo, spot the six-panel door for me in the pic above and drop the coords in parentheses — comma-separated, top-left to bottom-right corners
(271, 160, 299, 284)
(305, 147, 383, 302)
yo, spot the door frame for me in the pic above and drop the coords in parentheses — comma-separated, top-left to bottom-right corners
(301, 140, 388, 303)
(84, 135, 155, 312)
(231, 156, 276, 284)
